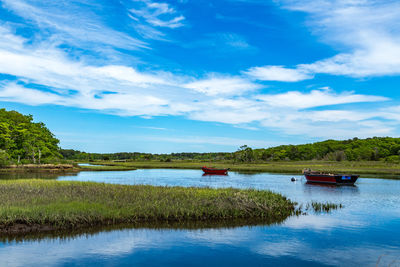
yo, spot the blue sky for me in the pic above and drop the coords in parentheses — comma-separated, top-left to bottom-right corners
(1, 0, 400, 153)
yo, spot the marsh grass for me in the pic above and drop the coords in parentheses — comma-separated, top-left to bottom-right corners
(0, 180, 294, 234)
(308, 202, 343, 213)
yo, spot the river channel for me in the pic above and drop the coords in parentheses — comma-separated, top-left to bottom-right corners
(0, 168, 399, 266)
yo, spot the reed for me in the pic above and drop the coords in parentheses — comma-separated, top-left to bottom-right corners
(0, 180, 294, 234)
(308, 202, 343, 212)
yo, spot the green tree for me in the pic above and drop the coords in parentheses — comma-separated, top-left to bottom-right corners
(0, 109, 61, 164)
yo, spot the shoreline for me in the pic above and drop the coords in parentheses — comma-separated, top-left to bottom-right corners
(0, 217, 283, 236)
(0, 164, 80, 173)
(0, 163, 136, 173)
(1, 161, 399, 178)
(0, 219, 282, 241)
(86, 160, 400, 178)
(1, 161, 400, 177)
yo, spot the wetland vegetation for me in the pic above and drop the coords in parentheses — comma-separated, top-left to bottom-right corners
(306, 202, 343, 213)
(0, 180, 295, 234)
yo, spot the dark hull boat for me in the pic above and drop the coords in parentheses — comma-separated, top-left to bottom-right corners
(304, 171, 358, 185)
(202, 166, 229, 175)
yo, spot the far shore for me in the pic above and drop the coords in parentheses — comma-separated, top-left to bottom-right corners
(86, 160, 400, 177)
(1, 160, 399, 178)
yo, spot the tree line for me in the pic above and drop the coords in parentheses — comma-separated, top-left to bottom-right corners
(2, 108, 400, 165)
(61, 138, 400, 163)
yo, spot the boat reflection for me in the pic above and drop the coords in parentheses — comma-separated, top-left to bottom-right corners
(202, 173, 228, 177)
(305, 182, 357, 188)
(303, 181, 360, 195)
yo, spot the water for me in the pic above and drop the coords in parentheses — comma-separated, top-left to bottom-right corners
(77, 163, 105, 167)
(1, 169, 400, 266)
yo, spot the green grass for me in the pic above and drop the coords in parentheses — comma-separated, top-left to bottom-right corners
(90, 160, 400, 178)
(0, 164, 79, 173)
(294, 202, 343, 214)
(308, 202, 343, 213)
(0, 180, 294, 234)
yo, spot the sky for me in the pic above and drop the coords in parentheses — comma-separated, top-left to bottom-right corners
(0, 0, 400, 153)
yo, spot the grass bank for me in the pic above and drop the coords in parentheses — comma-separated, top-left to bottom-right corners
(0, 163, 135, 173)
(0, 164, 80, 173)
(90, 160, 400, 177)
(0, 180, 294, 234)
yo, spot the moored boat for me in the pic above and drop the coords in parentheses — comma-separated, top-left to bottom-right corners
(303, 170, 358, 185)
(202, 166, 229, 175)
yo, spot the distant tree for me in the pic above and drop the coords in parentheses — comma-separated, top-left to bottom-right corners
(234, 145, 254, 162)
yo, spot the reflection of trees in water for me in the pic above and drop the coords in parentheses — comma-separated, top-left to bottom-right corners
(232, 170, 262, 176)
(0, 171, 78, 180)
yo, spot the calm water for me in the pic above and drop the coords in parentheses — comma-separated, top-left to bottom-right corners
(1, 169, 400, 266)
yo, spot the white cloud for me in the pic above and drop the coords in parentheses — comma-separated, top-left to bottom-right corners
(140, 135, 275, 148)
(245, 65, 313, 82)
(137, 126, 168, 131)
(0, 22, 397, 140)
(93, 65, 167, 85)
(259, 111, 394, 139)
(184, 75, 260, 96)
(0, 82, 64, 105)
(255, 89, 389, 109)
(129, 0, 185, 29)
(1, 0, 147, 52)
(244, 1, 400, 80)
(273, 0, 400, 77)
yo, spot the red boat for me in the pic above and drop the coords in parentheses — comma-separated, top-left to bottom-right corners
(303, 170, 358, 185)
(202, 166, 229, 175)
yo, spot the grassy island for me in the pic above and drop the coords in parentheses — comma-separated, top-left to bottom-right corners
(0, 180, 294, 234)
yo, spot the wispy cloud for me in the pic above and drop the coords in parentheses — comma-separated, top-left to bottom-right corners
(0, 1, 399, 141)
(245, 65, 313, 82)
(128, 0, 185, 29)
(255, 0, 400, 78)
(0, 24, 394, 139)
(137, 126, 168, 131)
(255, 89, 389, 109)
(185, 32, 255, 52)
(1, 0, 147, 52)
(140, 135, 276, 148)
(184, 75, 260, 96)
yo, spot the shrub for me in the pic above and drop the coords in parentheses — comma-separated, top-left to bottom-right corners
(0, 150, 10, 167)
(385, 155, 400, 163)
